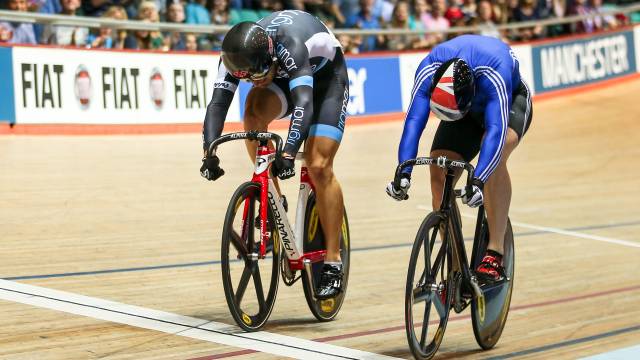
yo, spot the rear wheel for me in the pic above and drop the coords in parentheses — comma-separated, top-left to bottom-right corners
(301, 192, 350, 321)
(405, 212, 453, 360)
(221, 182, 280, 331)
(471, 218, 515, 349)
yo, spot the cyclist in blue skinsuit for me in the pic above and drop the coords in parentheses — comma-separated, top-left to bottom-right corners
(386, 35, 533, 283)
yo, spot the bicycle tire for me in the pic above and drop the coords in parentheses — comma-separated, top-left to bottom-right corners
(301, 192, 351, 321)
(405, 212, 453, 360)
(471, 218, 515, 349)
(221, 182, 280, 331)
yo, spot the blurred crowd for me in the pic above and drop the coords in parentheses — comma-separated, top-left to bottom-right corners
(0, 0, 634, 52)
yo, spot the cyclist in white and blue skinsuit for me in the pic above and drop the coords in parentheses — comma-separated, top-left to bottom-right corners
(386, 35, 533, 283)
(200, 11, 348, 299)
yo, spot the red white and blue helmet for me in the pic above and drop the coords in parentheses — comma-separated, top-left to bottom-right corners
(429, 58, 475, 122)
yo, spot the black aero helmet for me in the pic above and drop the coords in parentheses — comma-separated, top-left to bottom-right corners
(429, 58, 475, 122)
(221, 22, 274, 80)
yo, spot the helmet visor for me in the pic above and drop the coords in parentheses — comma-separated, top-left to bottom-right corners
(223, 52, 274, 81)
(245, 60, 275, 81)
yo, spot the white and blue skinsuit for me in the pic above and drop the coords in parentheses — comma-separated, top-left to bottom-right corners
(203, 10, 347, 156)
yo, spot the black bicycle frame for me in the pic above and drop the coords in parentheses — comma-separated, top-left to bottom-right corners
(440, 167, 487, 290)
(395, 156, 485, 300)
(441, 168, 471, 279)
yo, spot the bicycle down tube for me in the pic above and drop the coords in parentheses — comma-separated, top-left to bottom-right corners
(210, 131, 326, 270)
(262, 158, 326, 270)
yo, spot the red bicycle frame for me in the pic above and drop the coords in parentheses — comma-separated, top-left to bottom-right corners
(241, 143, 326, 271)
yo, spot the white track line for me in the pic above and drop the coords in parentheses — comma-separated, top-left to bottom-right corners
(417, 205, 640, 249)
(580, 344, 640, 360)
(0, 279, 399, 360)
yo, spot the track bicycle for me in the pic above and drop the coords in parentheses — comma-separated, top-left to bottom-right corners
(207, 131, 350, 331)
(393, 156, 514, 359)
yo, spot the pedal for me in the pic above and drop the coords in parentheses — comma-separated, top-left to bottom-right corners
(454, 299, 470, 314)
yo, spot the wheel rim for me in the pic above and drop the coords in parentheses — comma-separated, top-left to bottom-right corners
(222, 184, 279, 330)
(406, 217, 451, 359)
(471, 220, 515, 348)
(302, 194, 350, 320)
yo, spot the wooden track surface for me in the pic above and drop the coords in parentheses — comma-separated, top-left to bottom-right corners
(1, 80, 639, 359)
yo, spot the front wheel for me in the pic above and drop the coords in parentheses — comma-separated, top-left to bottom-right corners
(301, 192, 350, 321)
(221, 182, 280, 331)
(471, 218, 515, 349)
(406, 212, 453, 360)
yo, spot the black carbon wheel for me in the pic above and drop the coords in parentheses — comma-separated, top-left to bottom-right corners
(471, 218, 515, 349)
(301, 192, 350, 321)
(221, 182, 280, 331)
(405, 212, 453, 360)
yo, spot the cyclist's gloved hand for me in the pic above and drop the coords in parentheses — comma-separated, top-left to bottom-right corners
(386, 173, 411, 201)
(272, 153, 295, 180)
(462, 178, 484, 208)
(200, 155, 225, 181)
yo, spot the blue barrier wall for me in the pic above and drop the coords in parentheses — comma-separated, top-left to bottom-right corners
(345, 56, 402, 115)
(237, 55, 403, 119)
(0, 46, 15, 123)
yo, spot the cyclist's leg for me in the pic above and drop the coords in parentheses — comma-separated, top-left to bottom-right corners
(304, 52, 348, 264)
(244, 80, 291, 194)
(483, 129, 517, 255)
(484, 80, 533, 254)
(430, 116, 484, 210)
(305, 136, 344, 262)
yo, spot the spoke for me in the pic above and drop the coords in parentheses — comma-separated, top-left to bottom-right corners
(416, 268, 427, 288)
(252, 262, 267, 312)
(432, 287, 448, 318)
(429, 223, 440, 252)
(423, 235, 431, 283)
(420, 302, 432, 349)
(440, 240, 449, 283)
(235, 266, 252, 305)
(428, 223, 445, 278)
(230, 231, 249, 262)
(431, 242, 446, 277)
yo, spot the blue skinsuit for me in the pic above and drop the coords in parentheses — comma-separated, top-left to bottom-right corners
(398, 35, 521, 183)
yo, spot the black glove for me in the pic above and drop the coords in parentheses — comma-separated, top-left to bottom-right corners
(271, 153, 295, 180)
(200, 155, 225, 181)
